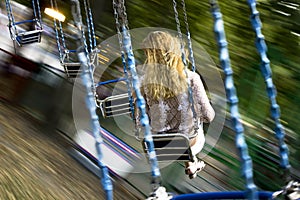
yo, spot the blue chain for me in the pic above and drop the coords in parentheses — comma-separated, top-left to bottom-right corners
(210, 1, 257, 199)
(5, 0, 17, 34)
(83, 0, 93, 52)
(35, 0, 42, 27)
(53, 19, 63, 62)
(71, 1, 113, 199)
(246, 0, 290, 171)
(112, 0, 135, 124)
(50, 0, 63, 62)
(78, 52, 113, 200)
(5, 0, 12, 24)
(122, 25, 161, 189)
(32, 0, 37, 20)
(58, 20, 66, 50)
(53, 0, 67, 51)
(86, 0, 97, 49)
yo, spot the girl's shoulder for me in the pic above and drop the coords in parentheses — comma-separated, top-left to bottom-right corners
(187, 70, 201, 82)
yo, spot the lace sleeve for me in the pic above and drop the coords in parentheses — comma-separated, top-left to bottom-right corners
(190, 71, 215, 123)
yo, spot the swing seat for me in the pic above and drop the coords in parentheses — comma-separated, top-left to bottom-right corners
(142, 133, 194, 162)
(97, 93, 131, 118)
(11, 19, 43, 46)
(62, 50, 82, 78)
(62, 62, 82, 78)
(15, 29, 43, 46)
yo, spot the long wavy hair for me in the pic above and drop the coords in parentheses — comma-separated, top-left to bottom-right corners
(141, 31, 188, 101)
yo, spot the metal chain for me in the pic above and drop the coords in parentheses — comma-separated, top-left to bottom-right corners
(181, 0, 196, 72)
(113, 0, 162, 191)
(5, 0, 17, 35)
(172, 0, 198, 133)
(50, 0, 63, 62)
(71, 1, 113, 199)
(87, 0, 97, 49)
(32, 0, 37, 20)
(53, 0, 67, 51)
(36, 0, 42, 27)
(83, 0, 92, 52)
(112, 0, 135, 122)
(71, 0, 97, 97)
(247, 0, 291, 173)
(78, 51, 113, 200)
(122, 25, 162, 191)
(210, 1, 258, 199)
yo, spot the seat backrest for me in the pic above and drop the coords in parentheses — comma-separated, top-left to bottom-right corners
(63, 62, 82, 78)
(98, 93, 131, 118)
(61, 51, 82, 78)
(15, 29, 43, 46)
(143, 133, 194, 162)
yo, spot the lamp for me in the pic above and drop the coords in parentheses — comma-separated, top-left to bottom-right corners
(44, 8, 66, 22)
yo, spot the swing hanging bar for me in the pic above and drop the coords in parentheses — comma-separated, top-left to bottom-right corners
(247, 0, 291, 176)
(246, 2, 300, 198)
(71, 0, 97, 100)
(83, 0, 97, 51)
(180, 0, 196, 72)
(83, 0, 99, 69)
(210, 1, 258, 199)
(112, 1, 170, 198)
(121, 25, 171, 200)
(70, 0, 113, 199)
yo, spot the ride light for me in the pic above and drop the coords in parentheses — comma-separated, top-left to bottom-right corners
(44, 8, 66, 22)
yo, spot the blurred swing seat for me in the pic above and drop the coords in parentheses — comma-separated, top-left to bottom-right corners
(142, 133, 195, 162)
(15, 29, 42, 45)
(61, 49, 82, 78)
(97, 93, 131, 118)
(10, 19, 43, 46)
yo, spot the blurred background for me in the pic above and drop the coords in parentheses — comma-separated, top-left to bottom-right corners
(0, 0, 299, 199)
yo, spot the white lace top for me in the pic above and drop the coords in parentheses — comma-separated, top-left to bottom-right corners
(138, 71, 215, 136)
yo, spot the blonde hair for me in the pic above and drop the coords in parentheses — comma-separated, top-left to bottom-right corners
(142, 31, 187, 100)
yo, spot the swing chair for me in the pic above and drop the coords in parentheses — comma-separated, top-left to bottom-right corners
(5, 0, 43, 46)
(49, 0, 81, 79)
(108, 0, 203, 198)
(142, 0, 203, 166)
(96, 78, 132, 118)
(110, 0, 170, 198)
(95, 0, 136, 119)
(49, 0, 98, 80)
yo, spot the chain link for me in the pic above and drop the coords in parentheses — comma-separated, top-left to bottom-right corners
(83, 0, 93, 52)
(5, 0, 17, 36)
(113, 0, 162, 191)
(71, 0, 113, 199)
(210, 1, 258, 199)
(112, 0, 135, 123)
(247, 0, 290, 173)
(181, 0, 196, 72)
(50, 0, 63, 62)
